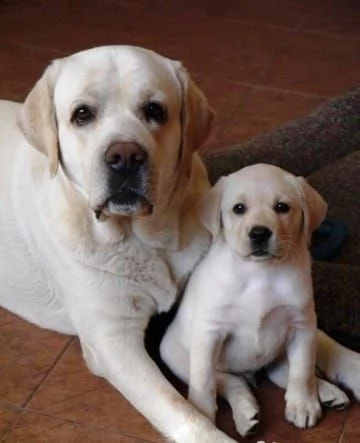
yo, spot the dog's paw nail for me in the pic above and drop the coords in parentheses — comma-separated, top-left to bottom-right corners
(334, 402, 348, 411)
(322, 400, 333, 407)
(251, 411, 260, 421)
(246, 421, 259, 437)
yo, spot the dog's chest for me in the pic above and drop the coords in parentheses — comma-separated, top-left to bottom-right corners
(217, 269, 307, 372)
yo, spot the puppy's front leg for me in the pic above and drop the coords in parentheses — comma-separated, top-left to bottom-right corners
(188, 330, 223, 422)
(285, 317, 322, 428)
(68, 285, 235, 443)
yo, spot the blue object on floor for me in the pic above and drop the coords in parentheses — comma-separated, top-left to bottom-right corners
(310, 218, 348, 261)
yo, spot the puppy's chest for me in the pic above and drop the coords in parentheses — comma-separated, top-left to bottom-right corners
(218, 275, 305, 371)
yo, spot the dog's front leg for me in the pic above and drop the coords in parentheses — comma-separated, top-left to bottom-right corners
(188, 330, 223, 422)
(285, 318, 322, 428)
(67, 285, 235, 443)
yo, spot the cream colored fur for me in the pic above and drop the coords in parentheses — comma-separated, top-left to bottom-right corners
(161, 164, 357, 438)
(0, 46, 359, 442)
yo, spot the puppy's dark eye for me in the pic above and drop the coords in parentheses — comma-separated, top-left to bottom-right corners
(233, 203, 247, 215)
(142, 102, 167, 124)
(71, 105, 96, 126)
(274, 202, 290, 214)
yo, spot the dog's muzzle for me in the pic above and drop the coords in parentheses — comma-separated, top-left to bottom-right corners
(248, 225, 273, 258)
(97, 141, 152, 218)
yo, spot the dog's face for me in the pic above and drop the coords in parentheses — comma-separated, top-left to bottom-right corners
(199, 164, 327, 261)
(18, 46, 214, 219)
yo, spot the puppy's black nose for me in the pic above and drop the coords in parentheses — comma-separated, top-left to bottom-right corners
(249, 225, 272, 244)
(105, 142, 146, 173)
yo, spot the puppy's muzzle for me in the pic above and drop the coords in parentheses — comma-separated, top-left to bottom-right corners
(100, 142, 152, 217)
(248, 225, 273, 257)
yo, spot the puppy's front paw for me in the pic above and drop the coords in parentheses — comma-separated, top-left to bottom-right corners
(232, 397, 260, 437)
(285, 391, 322, 428)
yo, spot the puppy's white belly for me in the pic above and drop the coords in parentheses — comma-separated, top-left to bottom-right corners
(219, 306, 293, 372)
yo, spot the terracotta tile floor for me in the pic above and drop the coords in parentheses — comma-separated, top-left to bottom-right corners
(0, 0, 360, 441)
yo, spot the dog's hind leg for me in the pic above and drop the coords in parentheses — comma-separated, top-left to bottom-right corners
(316, 330, 360, 401)
(217, 372, 260, 437)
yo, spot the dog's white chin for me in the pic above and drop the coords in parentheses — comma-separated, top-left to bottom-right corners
(94, 199, 153, 221)
(248, 253, 275, 262)
(239, 249, 278, 262)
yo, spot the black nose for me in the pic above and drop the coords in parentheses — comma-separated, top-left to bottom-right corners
(249, 225, 272, 244)
(105, 142, 146, 173)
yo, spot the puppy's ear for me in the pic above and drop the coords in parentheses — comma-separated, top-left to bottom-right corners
(174, 63, 215, 171)
(17, 61, 60, 178)
(296, 177, 328, 243)
(198, 178, 224, 239)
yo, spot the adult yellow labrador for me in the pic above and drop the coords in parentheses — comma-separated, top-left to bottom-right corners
(0, 46, 359, 442)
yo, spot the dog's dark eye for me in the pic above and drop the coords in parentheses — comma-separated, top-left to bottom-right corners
(274, 202, 290, 214)
(233, 203, 247, 215)
(71, 105, 96, 126)
(142, 102, 167, 124)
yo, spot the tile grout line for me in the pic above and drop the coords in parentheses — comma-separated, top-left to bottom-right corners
(337, 407, 350, 443)
(0, 38, 69, 57)
(0, 338, 74, 441)
(21, 336, 74, 409)
(3, 406, 159, 443)
(236, 81, 330, 99)
(0, 404, 154, 443)
(216, 18, 305, 141)
(106, 0, 360, 40)
(0, 403, 24, 442)
(0, 413, 21, 442)
(1, 5, 358, 59)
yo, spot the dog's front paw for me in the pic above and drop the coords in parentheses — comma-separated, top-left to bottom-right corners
(285, 391, 322, 428)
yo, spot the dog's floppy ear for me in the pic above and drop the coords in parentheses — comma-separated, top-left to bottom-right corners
(296, 177, 328, 243)
(198, 178, 224, 239)
(17, 61, 60, 178)
(174, 63, 215, 171)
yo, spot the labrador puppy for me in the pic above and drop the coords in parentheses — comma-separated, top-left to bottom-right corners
(0, 46, 360, 443)
(161, 164, 351, 437)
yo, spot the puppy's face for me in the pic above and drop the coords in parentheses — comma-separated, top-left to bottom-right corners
(18, 46, 214, 219)
(199, 164, 327, 262)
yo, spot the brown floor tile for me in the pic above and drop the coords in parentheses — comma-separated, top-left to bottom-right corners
(0, 0, 112, 52)
(2, 409, 149, 443)
(0, 41, 64, 101)
(302, 0, 360, 38)
(212, 87, 325, 148)
(129, 0, 310, 30)
(339, 403, 360, 443)
(28, 340, 162, 442)
(0, 0, 183, 55)
(200, 0, 309, 30)
(0, 308, 71, 406)
(199, 82, 252, 152)
(261, 32, 360, 96)
(0, 1, 291, 85)
(0, 81, 30, 103)
(0, 403, 20, 438)
(162, 22, 291, 87)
